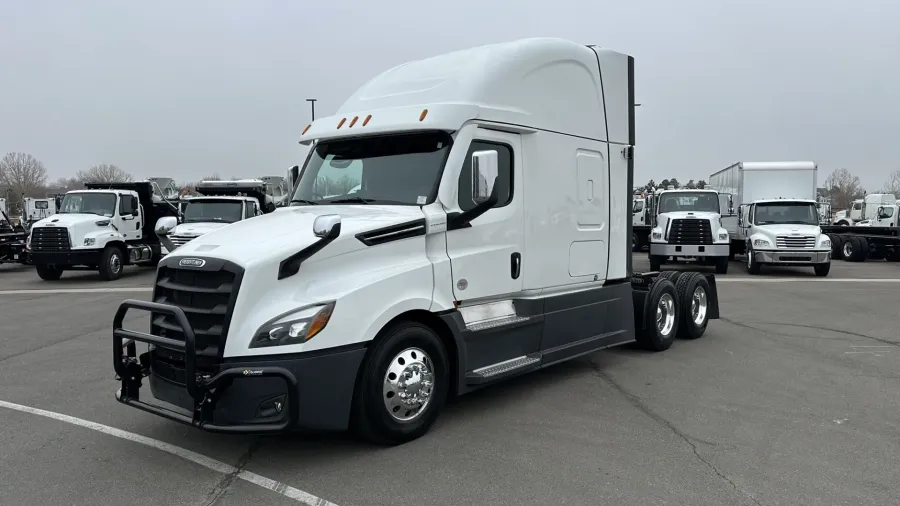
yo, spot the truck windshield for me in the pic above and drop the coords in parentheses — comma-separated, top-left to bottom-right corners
(657, 192, 720, 213)
(291, 131, 452, 206)
(59, 193, 117, 217)
(182, 200, 244, 223)
(753, 202, 819, 226)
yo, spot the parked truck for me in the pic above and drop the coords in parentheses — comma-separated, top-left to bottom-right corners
(831, 193, 896, 226)
(822, 200, 900, 262)
(28, 180, 180, 280)
(160, 179, 272, 252)
(0, 206, 29, 265)
(111, 37, 722, 445)
(708, 161, 831, 276)
(647, 188, 732, 274)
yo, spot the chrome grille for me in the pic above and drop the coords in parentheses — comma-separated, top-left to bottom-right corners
(30, 226, 70, 251)
(776, 235, 816, 249)
(168, 234, 198, 249)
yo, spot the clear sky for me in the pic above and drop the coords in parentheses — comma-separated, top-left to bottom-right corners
(1, 0, 898, 190)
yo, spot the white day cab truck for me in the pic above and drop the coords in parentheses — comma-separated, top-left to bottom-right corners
(112, 38, 722, 445)
(831, 193, 896, 226)
(648, 188, 732, 274)
(708, 161, 832, 276)
(159, 180, 271, 252)
(28, 181, 180, 280)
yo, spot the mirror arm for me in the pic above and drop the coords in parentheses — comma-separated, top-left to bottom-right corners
(448, 181, 500, 230)
(156, 230, 177, 253)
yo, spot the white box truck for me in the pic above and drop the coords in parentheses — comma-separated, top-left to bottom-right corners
(708, 161, 831, 276)
(111, 37, 722, 445)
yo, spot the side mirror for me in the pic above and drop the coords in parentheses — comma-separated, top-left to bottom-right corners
(471, 150, 499, 204)
(131, 208, 139, 217)
(737, 215, 744, 227)
(313, 214, 341, 239)
(155, 216, 177, 236)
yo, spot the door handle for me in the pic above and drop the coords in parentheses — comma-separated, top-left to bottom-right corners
(510, 252, 521, 280)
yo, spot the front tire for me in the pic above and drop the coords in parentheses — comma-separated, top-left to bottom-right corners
(351, 321, 449, 445)
(35, 263, 64, 280)
(649, 254, 663, 272)
(814, 262, 831, 277)
(746, 246, 761, 274)
(714, 256, 729, 274)
(99, 246, 124, 281)
(636, 278, 679, 352)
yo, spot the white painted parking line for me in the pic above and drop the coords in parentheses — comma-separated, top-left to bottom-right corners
(717, 278, 900, 283)
(0, 400, 339, 506)
(0, 287, 153, 295)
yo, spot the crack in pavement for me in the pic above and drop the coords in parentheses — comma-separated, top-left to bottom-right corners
(587, 359, 765, 506)
(201, 438, 262, 506)
(726, 319, 900, 348)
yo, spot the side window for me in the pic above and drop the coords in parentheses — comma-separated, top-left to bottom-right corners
(119, 195, 135, 215)
(852, 202, 862, 210)
(244, 201, 255, 218)
(458, 141, 513, 212)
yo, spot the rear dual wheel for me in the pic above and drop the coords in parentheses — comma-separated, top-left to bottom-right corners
(637, 272, 712, 351)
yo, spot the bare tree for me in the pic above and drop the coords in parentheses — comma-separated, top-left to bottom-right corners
(49, 176, 82, 192)
(824, 168, 865, 210)
(0, 152, 49, 207)
(76, 163, 133, 183)
(881, 169, 900, 196)
(202, 173, 222, 181)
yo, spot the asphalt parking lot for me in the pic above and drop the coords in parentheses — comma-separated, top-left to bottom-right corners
(1, 256, 898, 506)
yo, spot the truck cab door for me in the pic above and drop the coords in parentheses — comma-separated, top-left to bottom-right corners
(718, 193, 738, 236)
(119, 194, 141, 240)
(445, 129, 524, 302)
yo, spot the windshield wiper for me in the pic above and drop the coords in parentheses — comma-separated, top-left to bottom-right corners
(290, 199, 319, 205)
(328, 197, 375, 204)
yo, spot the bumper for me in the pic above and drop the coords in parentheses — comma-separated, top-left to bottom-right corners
(650, 243, 729, 257)
(30, 249, 101, 266)
(113, 299, 366, 434)
(754, 249, 830, 264)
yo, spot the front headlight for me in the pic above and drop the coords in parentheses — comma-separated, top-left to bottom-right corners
(249, 302, 335, 348)
(717, 232, 729, 241)
(651, 228, 663, 240)
(753, 239, 770, 247)
(84, 238, 95, 246)
(820, 238, 831, 248)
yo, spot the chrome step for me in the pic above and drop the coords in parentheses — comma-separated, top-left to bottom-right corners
(466, 354, 541, 385)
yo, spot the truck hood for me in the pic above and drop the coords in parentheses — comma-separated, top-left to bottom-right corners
(166, 205, 424, 267)
(754, 223, 821, 235)
(171, 222, 230, 236)
(32, 213, 109, 240)
(654, 211, 721, 231)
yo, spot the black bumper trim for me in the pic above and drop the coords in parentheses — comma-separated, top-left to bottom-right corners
(31, 249, 100, 265)
(113, 299, 300, 434)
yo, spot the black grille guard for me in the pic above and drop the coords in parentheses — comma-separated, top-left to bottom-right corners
(112, 299, 299, 434)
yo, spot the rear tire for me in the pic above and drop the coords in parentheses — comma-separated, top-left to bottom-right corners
(814, 262, 831, 277)
(636, 278, 679, 352)
(351, 321, 449, 445)
(674, 272, 711, 339)
(829, 234, 844, 258)
(842, 236, 868, 262)
(657, 270, 682, 283)
(35, 263, 63, 280)
(99, 246, 124, 281)
(649, 255, 663, 272)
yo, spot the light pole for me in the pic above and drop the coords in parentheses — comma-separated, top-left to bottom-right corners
(306, 98, 318, 121)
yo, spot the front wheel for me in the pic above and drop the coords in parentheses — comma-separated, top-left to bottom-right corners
(814, 262, 831, 277)
(35, 263, 64, 280)
(714, 256, 729, 274)
(746, 246, 761, 274)
(649, 255, 663, 272)
(99, 246, 125, 281)
(351, 322, 449, 445)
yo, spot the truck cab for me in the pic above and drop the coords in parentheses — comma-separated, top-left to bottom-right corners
(739, 198, 832, 275)
(28, 181, 178, 280)
(648, 188, 731, 273)
(833, 193, 896, 226)
(161, 180, 270, 251)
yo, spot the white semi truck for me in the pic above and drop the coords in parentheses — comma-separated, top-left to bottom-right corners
(28, 180, 180, 280)
(709, 161, 831, 276)
(161, 180, 271, 252)
(832, 193, 896, 226)
(648, 188, 732, 274)
(111, 37, 722, 445)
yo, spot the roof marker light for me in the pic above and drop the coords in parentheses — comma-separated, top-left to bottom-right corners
(363, 114, 372, 126)
(349, 116, 359, 128)
(302, 124, 311, 135)
(337, 118, 347, 129)
(419, 109, 428, 121)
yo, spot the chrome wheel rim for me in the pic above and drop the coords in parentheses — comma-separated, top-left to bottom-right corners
(109, 253, 121, 273)
(842, 241, 852, 258)
(656, 293, 676, 336)
(691, 286, 707, 326)
(382, 347, 434, 422)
